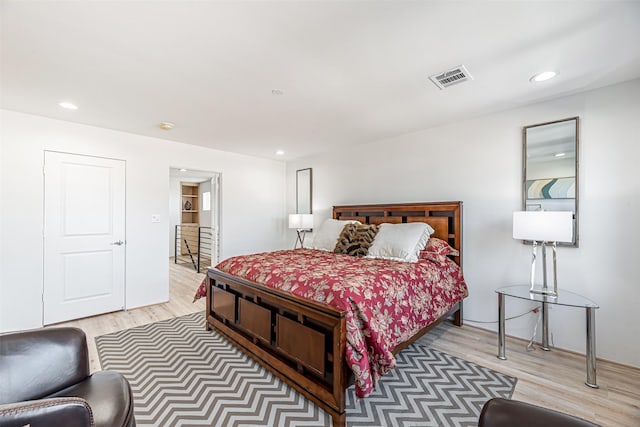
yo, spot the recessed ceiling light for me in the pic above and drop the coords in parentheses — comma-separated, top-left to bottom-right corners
(275, 150, 285, 156)
(271, 89, 284, 96)
(530, 71, 557, 83)
(58, 101, 78, 110)
(555, 152, 566, 157)
(159, 121, 175, 130)
(179, 168, 187, 172)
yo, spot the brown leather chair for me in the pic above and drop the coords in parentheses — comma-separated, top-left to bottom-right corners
(0, 327, 135, 427)
(479, 398, 600, 427)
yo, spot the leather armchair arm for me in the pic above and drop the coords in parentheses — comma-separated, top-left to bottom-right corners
(0, 328, 90, 403)
(479, 398, 600, 427)
(0, 397, 94, 427)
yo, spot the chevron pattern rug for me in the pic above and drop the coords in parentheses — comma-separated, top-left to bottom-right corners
(96, 312, 516, 427)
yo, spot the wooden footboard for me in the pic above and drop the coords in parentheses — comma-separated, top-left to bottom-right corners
(206, 269, 463, 427)
(206, 269, 349, 426)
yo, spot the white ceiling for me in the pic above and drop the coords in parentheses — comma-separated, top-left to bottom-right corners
(2, 1, 639, 160)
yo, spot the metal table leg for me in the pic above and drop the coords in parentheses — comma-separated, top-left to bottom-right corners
(498, 293, 506, 360)
(586, 307, 598, 388)
(294, 230, 304, 249)
(541, 301, 550, 351)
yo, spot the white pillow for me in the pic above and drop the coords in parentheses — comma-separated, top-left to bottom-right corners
(312, 219, 361, 251)
(366, 222, 434, 262)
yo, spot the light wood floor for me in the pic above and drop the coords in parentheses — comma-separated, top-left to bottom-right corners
(54, 260, 207, 373)
(55, 261, 639, 427)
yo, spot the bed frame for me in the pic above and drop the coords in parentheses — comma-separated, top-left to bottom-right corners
(205, 201, 463, 427)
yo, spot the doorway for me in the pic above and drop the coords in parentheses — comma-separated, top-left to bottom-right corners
(43, 151, 126, 325)
(169, 168, 220, 272)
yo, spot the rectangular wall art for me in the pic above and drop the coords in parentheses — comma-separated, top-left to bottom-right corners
(526, 177, 576, 199)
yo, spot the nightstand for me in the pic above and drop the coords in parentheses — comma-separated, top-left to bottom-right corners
(495, 285, 599, 388)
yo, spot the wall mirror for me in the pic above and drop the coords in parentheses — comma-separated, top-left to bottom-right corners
(523, 117, 579, 246)
(296, 168, 312, 214)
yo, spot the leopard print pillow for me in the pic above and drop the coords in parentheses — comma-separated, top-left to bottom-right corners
(334, 223, 379, 257)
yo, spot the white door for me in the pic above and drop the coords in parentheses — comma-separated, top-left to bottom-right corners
(44, 152, 126, 325)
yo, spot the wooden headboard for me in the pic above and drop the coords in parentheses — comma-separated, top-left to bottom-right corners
(333, 201, 463, 266)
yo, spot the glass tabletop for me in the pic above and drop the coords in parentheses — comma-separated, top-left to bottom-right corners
(496, 285, 599, 309)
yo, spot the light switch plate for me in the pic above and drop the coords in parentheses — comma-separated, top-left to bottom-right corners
(151, 214, 160, 223)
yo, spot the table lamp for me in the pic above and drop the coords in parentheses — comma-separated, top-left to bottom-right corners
(513, 211, 573, 296)
(289, 214, 313, 248)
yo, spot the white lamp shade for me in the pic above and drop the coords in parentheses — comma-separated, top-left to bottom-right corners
(513, 211, 573, 243)
(288, 213, 313, 229)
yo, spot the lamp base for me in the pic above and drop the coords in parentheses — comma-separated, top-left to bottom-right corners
(528, 241, 559, 297)
(294, 229, 307, 249)
(529, 286, 558, 298)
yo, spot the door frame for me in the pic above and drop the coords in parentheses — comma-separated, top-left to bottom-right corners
(170, 168, 221, 268)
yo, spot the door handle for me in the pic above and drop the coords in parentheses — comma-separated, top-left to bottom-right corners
(110, 240, 125, 246)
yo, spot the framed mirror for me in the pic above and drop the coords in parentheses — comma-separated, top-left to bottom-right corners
(523, 117, 579, 246)
(296, 168, 312, 214)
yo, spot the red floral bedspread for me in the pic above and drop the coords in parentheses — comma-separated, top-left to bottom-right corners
(193, 248, 468, 398)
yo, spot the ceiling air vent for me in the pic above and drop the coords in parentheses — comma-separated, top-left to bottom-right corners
(429, 65, 473, 90)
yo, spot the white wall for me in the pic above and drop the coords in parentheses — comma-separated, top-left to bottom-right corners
(0, 110, 287, 333)
(287, 79, 640, 367)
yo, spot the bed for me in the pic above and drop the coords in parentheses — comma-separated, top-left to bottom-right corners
(200, 202, 466, 427)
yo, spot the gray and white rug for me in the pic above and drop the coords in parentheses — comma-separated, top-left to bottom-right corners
(96, 312, 516, 427)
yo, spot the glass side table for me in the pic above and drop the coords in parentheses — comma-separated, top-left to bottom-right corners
(496, 285, 599, 388)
